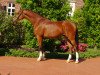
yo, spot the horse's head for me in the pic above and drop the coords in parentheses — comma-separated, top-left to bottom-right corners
(16, 10, 25, 21)
(13, 10, 25, 24)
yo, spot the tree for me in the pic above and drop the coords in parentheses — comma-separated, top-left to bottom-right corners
(16, 0, 70, 20)
(0, 9, 24, 47)
(16, 0, 70, 21)
(72, 0, 100, 49)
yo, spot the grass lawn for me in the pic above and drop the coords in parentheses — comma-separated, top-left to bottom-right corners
(0, 48, 100, 59)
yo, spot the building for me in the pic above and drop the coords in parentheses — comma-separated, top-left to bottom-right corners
(69, 0, 84, 16)
(0, 0, 21, 16)
(0, 0, 84, 16)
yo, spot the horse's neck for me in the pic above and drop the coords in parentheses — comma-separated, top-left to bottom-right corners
(24, 11, 43, 26)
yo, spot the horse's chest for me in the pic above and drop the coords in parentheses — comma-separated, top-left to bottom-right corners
(34, 25, 44, 36)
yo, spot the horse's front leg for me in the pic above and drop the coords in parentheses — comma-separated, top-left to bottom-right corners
(36, 35, 46, 61)
(38, 50, 46, 61)
(37, 50, 42, 61)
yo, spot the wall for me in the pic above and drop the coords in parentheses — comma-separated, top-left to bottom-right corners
(0, 0, 21, 15)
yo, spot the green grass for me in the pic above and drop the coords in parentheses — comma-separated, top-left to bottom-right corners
(46, 49, 100, 59)
(0, 48, 38, 58)
(6, 49, 39, 58)
(0, 48, 100, 59)
(79, 48, 100, 58)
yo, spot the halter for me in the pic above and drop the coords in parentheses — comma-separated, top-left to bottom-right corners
(14, 10, 23, 22)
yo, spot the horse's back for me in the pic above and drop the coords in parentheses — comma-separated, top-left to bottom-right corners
(42, 21, 63, 38)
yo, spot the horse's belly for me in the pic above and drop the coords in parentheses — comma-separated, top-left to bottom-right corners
(44, 30, 62, 38)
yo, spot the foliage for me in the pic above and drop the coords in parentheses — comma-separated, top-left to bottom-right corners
(21, 20, 38, 48)
(46, 49, 100, 59)
(79, 48, 100, 58)
(16, 0, 70, 21)
(0, 10, 24, 47)
(5, 49, 38, 58)
(72, 0, 100, 48)
(0, 48, 9, 56)
(43, 39, 61, 52)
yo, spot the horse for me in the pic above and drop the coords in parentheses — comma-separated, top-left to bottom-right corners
(15, 9, 79, 63)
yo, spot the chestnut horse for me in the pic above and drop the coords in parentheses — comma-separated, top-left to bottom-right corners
(15, 9, 79, 63)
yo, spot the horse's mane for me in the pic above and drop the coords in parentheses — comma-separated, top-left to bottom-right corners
(23, 9, 44, 19)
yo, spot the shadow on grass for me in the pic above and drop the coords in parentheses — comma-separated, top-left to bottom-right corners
(45, 52, 86, 63)
(45, 52, 68, 60)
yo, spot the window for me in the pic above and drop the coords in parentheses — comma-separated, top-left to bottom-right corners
(68, 2, 75, 16)
(7, 3, 15, 16)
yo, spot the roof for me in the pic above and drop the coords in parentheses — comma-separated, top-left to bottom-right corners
(69, 0, 84, 8)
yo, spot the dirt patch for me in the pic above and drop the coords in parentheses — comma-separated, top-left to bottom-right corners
(0, 56, 100, 75)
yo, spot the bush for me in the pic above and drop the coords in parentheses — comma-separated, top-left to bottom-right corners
(21, 20, 38, 48)
(72, 0, 100, 48)
(0, 10, 24, 47)
(0, 48, 9, 56)
(16, 0, 70, 21)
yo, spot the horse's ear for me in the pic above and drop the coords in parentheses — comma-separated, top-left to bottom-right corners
(17, 8, 23, 14)
(18, 7, 23, 12)
(20, 8, 25, 13)
(20, 8, 23, 11)
(16, 7, 21, 14)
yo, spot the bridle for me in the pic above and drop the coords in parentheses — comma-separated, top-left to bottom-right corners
(14, 10, 23, 22)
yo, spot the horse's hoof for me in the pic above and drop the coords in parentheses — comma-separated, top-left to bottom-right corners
(37, 58, 42, 61)
(66, 60, 70, 63)
(75, 61, 79, 64)
(42, 58, 46, 61)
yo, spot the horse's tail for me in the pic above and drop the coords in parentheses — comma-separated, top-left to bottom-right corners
(75, 29, 79, 51)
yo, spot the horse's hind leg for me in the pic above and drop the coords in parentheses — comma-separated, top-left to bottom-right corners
(75, 51, 79, 63)
(67, 40, 79, 63)
(67, 52, 72, 63)
(66, 42, 72, 63)
(72, 44, 79, 63)
(73, 42, 79, 63)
